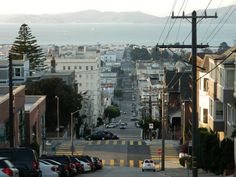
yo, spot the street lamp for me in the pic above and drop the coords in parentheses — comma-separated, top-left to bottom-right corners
(55, 96, 60, 138)
(71, 109, 80, 156)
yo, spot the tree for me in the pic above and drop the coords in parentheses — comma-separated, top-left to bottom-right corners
(150, 47, 161, 60)
(131, 47, 151, 61)
(25, 78, 82, 131)
(10, 23, 46, 72)
(104, 105, 120, 122)
(217, 42, 230, 54)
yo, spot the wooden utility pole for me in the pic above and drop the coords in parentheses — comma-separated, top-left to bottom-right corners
(157, 11, 217, 177)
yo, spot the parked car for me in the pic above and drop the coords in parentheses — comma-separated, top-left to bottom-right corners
(142, 159, 156, 172)
(41, 155, 76, 177)
(0, 148, 41, 177)
(68, 156, 84, 174)
(39, 161, 59, 177)
(105, 123, 116, 128)
(73, 158, 91, 172)
(76, 156, 95, 171)
(91, 157, 103, 170)
(40, 159, 69, 177)
(85, 131, 118, 140)
(119, 123, 127, 129)
(0, 157, 19, 177)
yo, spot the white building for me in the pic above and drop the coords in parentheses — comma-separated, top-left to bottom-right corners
(45, 46, 101, 128)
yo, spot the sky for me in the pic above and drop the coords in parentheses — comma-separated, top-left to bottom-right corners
(0, 0, 235, 17)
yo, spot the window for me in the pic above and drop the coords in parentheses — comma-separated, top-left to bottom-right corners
(203, 78, 208, 91)
(209, 99, 213, 117)
(203, 109, 208, 123)
(91, 66, 93, 70)
(79, 75, 82, 78)
(63, 66, 66, 70)
(14, 68, 21, 77)
(79, 83, 82, 86)
(68, 66, 70, 70)
(216, 102, 223, 116)
(227, 104, 236, 125)
(86, 66, 89, 70)
(79, 66, 82, 70)
(74, 66, 77, 70)
(226, 70, 234, 88)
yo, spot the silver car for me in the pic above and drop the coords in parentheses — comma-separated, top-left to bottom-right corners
(0, 157, 19, 177)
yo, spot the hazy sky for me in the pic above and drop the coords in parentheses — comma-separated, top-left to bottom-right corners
(0, 0, 235, 16)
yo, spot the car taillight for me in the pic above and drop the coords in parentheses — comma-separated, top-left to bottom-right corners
(32, 161, 39, 170)
(2, 168, 13, 176)
(70, 163, 75, 169)
(64, 166, 68, 170)
(51, 166, 59, 172)
(75, 162, 81, 167)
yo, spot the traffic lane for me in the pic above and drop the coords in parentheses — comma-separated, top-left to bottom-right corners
(127, 143, 150, 167)
(83, 141, 127, 165)
(77, 166, 160, 177)
(105, 127, 141, 139)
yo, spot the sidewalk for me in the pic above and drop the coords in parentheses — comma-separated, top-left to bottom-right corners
(148, 139, 222, 177)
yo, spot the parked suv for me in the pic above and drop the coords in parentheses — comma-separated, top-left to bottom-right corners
(0, 148, 41, 177)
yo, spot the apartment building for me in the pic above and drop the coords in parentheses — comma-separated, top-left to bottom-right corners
(201, 47, 236, 139)
(0, 85, 46, 153)
(45, 45, 101, 128)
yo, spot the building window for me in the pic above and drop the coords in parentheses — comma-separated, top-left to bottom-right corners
(74, 66, 77, 70)
(14, 68, 21, 77)
(79, 83, 82, 86)
(91, 66, 93, 70)
(203, 109, 208, 123)
(227, 104, 235, 125)
(68, 66, 70, 70)
(86, 66, 89, 70)
(226, 69, 234, 88)
(203, 78, 208, 91)
(79, 66, 82, 70)
(63, 66, 66, 70)
(209, 99, 213, 117)
(79, 75, 82, 78)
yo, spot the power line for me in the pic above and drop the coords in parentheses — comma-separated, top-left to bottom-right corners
(197, 50, 234, 81)
(158, 0, 177, 44)
(203, 1, 236, 43)
(207, 5, 236, 43)
(164, 0, 188, 43)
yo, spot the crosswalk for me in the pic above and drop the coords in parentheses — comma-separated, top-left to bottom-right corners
(149, 143, 179, 161)
(55, 140, 145, 155)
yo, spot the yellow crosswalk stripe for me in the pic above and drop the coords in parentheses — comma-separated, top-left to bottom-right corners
(105, 140, 109, 145)
(113, 140, 118, 145)
(130, 140, 134, 145)
(97, 140, 101, 145)
(121, 140, 125, 145)
(138, 141, 142, 145)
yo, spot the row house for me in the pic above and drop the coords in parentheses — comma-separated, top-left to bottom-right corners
(197, 46, 236, 139)
(0, 85, 46, 153)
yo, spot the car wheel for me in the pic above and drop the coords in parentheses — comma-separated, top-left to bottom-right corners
(88, 137, 91, 141)
(153, 169, 155, 172)
(142, 169, 144, 172)
(102, 137, 105, 140)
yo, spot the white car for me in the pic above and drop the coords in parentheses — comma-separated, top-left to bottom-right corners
(0, 157, 19, 177)
(106, 123, 116, 128)
(76, 159, 92, 172)
(142, 159, 156, 172)
(39, 161, 59, 177)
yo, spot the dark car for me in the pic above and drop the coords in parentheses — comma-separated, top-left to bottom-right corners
(85, 131, 107, 140)
(41, 155, 76, 177)
(0, 148, 41, 177)
(40, 159, 70, 177)
(85, 131, 118, 140)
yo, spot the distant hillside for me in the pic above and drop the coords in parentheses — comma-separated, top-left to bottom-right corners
(0, 5, 235, 24)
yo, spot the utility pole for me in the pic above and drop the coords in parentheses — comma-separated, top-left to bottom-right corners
(157, 11, 217, 177)
(8, 53, 14, 147)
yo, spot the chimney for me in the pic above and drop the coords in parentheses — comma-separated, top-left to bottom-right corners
(51, 56, 56, 73)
